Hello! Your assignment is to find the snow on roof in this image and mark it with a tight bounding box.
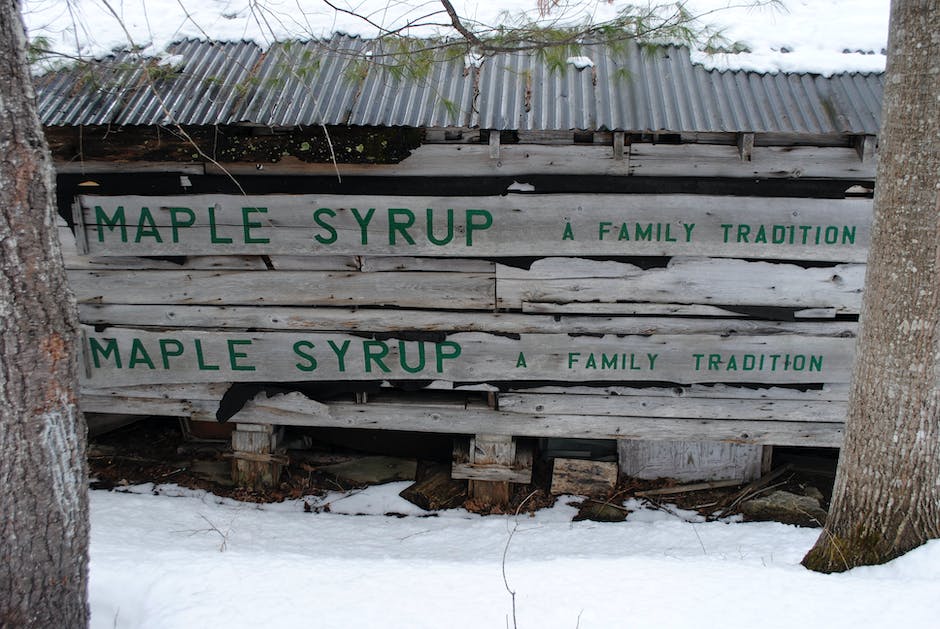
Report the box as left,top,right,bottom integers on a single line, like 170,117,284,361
24,0,889,76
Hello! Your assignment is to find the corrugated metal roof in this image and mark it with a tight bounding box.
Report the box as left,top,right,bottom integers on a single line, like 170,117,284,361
36,36,884,135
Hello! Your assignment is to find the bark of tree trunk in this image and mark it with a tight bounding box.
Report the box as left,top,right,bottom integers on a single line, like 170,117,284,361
803,0,940,573
0,0,89,625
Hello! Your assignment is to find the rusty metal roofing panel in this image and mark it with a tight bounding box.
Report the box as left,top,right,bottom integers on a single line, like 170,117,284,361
475,50,597,131
35,50,143,126
350,45,476,128
113,40,262,126
233,35,368,126
35,37,884,135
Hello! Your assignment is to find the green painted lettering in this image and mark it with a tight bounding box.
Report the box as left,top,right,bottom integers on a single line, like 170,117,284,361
168,207,195,243
515,352,527,368
427,208,455,246
128,338,156,369
435,341,461,372
842,226,856,245
313,208,338,244
209,206,233,244
327,339,351,372
95,205,127,243
465,209,493,246
562,221,575,240
159,339,184,369
598,222,613,240
351,208,376,245
568,352,580,368
89,337,121,368
399,340,426,373
388,208,416,245
194,339,220,371
635,223,653,241
135,207,163,243
293,341,318,372
228,339,256,371
363,340,391,373
242,208,269,244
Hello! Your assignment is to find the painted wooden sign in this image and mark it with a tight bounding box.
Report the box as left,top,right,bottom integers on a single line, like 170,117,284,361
81,326,856,387
75,194,872,262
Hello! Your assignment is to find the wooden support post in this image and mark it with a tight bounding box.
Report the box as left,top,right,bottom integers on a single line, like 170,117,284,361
612,131,625,161
452,434,534,509
761,445,775,475
468,434,512,507
737,132,755,162
488,130,500,161
230,423,285,489
855,134,876,162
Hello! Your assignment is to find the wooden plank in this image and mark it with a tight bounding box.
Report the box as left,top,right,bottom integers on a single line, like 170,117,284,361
618,439,762,482
267,255,359,271
511,383,851,401
229,395,847,447
78,192,873,262
79,326,856,387
55,160,205,174
200,143,875,180
65,255,269,271
522,302,744,316
360,256,495,273
550,458,618,496
629,144,877,179
498,393,847,422
77,304,857,336
75,390,845,447
70,270,495,310
497,257,865,312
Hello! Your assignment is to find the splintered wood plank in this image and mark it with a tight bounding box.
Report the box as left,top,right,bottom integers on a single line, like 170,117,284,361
75,390,845,447
629,144,876,179
227,396,847,447
79,325,856,387
508,383,851,401
498,393,847,422
78,192,871,262
69,269,495,310
77,304,858,337
496,257,865,312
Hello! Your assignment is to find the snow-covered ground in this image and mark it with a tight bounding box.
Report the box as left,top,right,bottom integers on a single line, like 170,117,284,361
24,0,889,74
91,482,940,629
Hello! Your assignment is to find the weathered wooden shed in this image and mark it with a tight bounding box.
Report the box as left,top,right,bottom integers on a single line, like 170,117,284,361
36,37,883,492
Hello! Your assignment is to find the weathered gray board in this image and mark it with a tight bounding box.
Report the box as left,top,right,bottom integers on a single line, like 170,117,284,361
193,144,876,180
77,194,872,261
81,326,855,387
77,305,857,336
67,260,864,312
78,389,845,447
496,258,865,312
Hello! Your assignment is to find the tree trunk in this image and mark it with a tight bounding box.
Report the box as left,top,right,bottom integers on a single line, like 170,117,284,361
803,0,940,573
0,0,89,625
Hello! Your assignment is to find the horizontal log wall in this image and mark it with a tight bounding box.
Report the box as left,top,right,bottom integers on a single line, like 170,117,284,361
60,150,871,447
